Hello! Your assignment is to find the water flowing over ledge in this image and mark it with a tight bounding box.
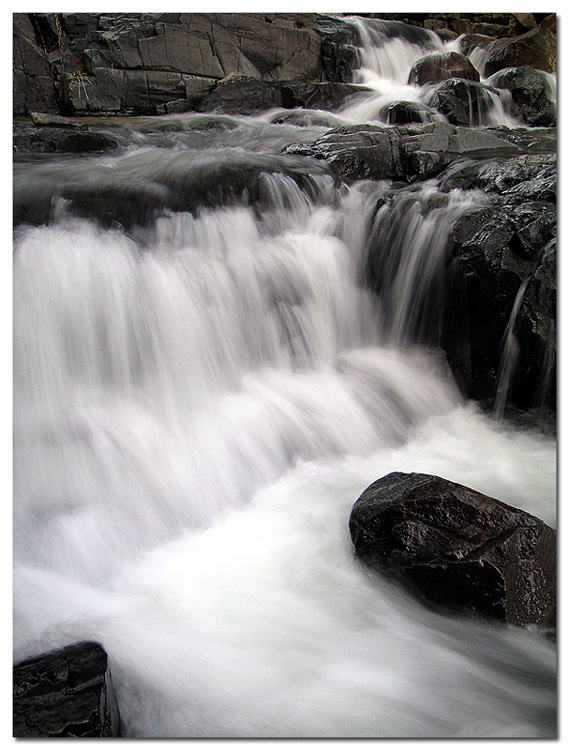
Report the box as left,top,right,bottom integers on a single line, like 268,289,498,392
13,12,556,739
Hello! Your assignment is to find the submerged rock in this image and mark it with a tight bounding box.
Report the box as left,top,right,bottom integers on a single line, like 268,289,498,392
13,641,121,737
349,472,556,629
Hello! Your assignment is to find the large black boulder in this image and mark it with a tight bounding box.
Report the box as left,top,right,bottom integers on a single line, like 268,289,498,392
13,641,121,737
349,472,556,629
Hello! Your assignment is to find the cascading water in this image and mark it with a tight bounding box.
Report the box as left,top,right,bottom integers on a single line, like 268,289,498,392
13,16,556,739
340,16,531,127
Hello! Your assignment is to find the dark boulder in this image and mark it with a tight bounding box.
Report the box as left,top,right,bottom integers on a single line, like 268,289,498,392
408,51,480,86
349,472,556,629
197,75,282,115
378,100,437,125
459,33,494,56
487,67,556,127
281,81,370,112
13,120,125,154
427,79,502,126
483,17,556,77
13,641,121,737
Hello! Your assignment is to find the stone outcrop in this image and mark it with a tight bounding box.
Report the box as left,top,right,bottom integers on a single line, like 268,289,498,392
13,641,121,737
349,472,556,629
284,121,556,184
441,153,556,412
13,12,356,117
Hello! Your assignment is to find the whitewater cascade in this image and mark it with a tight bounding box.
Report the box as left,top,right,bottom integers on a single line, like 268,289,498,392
13,17,556,738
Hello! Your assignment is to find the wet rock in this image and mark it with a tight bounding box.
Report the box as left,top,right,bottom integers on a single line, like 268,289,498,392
427,79,502,126
487,67,556,126
197,75,282,115
442,165,556,412
349,472,556,629
269,110,342,128
483,18,557,76
378,100,437,125
13,641,121,737
316,15,361,83
459,34,494,56
284,124,401,182
285,122,556,184
281,81,370,113
13,148,333,229
13,121,125,154
408,51,480,86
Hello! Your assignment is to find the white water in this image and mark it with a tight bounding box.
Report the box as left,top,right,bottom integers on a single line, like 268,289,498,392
340,16,526,127
13,17,556,740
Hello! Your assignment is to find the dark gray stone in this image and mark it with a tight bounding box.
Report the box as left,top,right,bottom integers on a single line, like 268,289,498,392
197,75,282,115
427,79,502,126
13,641,121,737
349,472,556,628
487,66,556,126
483,18,557,76
280,81,370,112
408,51,480,86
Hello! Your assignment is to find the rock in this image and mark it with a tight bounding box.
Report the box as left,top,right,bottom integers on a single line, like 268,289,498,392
285,122,556,184
13,121,125,154
378,100,437,125
349,472,556,629
483,20,556,76
459,34,494,56
13,641,121,737
284,124,401,182
408,51,480,86
316,14,361,83
269,110,342,128
441,157,556,412
197,75,282,115
487,67,556,127
427,79,502,126
13,148,333,228
281,81,371,112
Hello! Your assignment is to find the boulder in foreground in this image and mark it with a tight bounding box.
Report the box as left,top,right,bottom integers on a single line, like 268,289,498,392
349,472,556,629
13,641,121,737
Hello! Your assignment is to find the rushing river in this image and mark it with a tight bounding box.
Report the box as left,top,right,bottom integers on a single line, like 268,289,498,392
13,16,556,738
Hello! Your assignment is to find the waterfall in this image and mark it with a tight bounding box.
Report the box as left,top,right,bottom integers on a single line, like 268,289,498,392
13,16,556,740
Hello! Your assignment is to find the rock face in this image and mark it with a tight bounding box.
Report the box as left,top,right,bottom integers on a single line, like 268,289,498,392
13,641,121,737
483,17,557,76
13,12,357,116
441,153,556,412
349,472,556,629
407,51,480,86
